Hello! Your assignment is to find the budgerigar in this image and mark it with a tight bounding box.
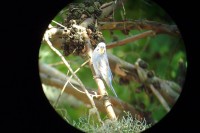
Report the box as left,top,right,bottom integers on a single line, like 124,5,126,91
92,42,118,98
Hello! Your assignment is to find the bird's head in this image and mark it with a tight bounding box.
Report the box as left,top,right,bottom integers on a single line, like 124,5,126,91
97,42,106,55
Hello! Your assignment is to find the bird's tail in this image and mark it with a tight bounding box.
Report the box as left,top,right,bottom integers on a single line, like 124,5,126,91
110,84,118,98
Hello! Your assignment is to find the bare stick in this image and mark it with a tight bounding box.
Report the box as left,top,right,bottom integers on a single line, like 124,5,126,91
99,20,180,36
149,85,170,112
54,59,90,107
100,1,117,19
52,20,67,28
48,61,64,66
106,30,155,49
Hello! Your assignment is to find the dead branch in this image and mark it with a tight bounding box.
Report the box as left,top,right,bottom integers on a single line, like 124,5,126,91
39,62,148,120
43,20,179,55
106,30,155,49
149,85,170,112
54,59,90,107
108,55,181,106
99,20,180,36
99,1,117,19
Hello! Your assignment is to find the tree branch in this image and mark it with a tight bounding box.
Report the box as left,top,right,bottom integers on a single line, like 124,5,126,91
106,30,155,49
99,20,180,36
108,55,181,107
149,85,170,112
39,62,149,121
99,1,117,19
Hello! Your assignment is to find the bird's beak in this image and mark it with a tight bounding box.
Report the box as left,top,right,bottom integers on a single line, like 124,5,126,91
99,47,105,54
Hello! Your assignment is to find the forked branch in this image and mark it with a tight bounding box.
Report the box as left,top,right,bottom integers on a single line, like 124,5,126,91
44,30,103,123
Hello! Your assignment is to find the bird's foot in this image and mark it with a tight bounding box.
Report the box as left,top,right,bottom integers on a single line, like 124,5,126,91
91,91,103,99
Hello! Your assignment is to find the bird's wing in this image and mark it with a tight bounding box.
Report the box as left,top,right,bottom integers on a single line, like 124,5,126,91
98,57,107,80
97,53,112,86
92,50,101,77
104,53,113,80
102,54,118,97
110,84,118,98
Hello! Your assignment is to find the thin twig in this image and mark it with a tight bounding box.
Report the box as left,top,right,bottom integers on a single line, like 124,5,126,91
52,20,67,28
54,59,90,107
100,1,117,19
120,0,126,17
149,85,170,112
106,30,155,49
48,61,64,66
68,82,102,99
66,70,70,76
68,82,85,94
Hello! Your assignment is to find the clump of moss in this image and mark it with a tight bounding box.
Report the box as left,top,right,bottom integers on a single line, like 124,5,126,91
73,111,151,133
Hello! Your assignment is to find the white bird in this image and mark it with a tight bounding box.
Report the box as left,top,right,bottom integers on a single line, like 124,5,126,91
92,42,118,98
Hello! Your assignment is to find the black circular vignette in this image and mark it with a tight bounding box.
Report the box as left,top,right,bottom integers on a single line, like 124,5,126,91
1,0,197,132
